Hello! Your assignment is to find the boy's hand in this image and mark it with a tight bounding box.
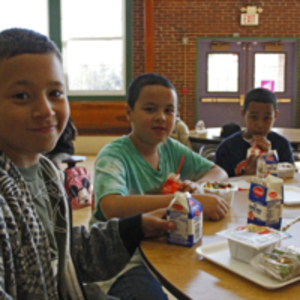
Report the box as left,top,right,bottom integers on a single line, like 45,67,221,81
141,208,175,238
251,135,271,152
178,180,202,194
193,194,228,221
245,154,259,175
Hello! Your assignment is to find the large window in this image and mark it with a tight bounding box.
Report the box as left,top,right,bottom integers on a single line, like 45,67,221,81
0,0,131,99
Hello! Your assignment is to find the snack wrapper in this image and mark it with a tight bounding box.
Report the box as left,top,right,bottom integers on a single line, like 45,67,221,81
217,224,291,263
247,145,263,158
167,192,203,247
248,175,283,230
250,246,300,281
161,173,182,194
256,150,279,178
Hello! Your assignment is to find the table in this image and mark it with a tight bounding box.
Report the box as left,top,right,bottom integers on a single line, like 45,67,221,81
139,175,300,300
189,127,300,150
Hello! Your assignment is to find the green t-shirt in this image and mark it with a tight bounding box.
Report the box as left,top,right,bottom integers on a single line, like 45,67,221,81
93,136,214,221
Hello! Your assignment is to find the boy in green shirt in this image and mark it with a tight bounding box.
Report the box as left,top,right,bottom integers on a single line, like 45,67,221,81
93,73,229,299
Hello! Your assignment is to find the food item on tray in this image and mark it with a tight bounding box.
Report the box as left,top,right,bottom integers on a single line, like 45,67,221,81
251,246,300,281
277,163,295,178
203,181,234,189
217,224,291,263
201,181,237,207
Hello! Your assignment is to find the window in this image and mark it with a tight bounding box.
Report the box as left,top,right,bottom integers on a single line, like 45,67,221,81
207,53,239,92
0,0,48,34
61,0,126,96
0,0,131,99
254,53,286,92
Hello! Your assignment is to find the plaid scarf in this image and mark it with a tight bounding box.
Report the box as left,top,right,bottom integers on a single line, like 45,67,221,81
0,152,58,299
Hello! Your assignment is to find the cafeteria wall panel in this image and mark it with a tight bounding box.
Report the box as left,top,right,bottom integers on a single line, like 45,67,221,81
70,101,131,135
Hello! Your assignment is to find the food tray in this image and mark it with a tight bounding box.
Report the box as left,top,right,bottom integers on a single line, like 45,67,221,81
196,241,300,289
284,186,300,206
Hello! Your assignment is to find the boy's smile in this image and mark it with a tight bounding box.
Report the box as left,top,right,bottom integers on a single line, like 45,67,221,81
241,101,278,139
126,84,177,151
0,53,69,167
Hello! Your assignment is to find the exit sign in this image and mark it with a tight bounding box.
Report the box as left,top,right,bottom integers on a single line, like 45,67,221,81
241,14,259,26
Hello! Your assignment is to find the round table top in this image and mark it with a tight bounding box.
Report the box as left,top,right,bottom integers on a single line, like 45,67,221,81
140,175,300,300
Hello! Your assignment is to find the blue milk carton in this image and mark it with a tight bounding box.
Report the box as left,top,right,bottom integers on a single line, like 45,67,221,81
167,192,203,247
248,175,284,230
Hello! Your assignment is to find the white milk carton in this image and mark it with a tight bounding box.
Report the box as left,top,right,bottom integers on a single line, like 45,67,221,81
167,192,203,247
248,175,283,230
256,150,279,178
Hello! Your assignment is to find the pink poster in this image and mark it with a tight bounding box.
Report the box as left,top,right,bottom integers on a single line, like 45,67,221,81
261,80,275,92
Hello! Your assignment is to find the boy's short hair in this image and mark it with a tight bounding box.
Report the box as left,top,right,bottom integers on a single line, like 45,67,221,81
0,28,61,62
127,73,177,109
244,88,277,111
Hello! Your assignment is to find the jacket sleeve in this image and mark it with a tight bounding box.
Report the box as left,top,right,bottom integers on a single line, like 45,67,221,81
71,214,144,283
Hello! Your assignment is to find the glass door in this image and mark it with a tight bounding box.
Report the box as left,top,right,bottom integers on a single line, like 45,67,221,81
196,38,297,127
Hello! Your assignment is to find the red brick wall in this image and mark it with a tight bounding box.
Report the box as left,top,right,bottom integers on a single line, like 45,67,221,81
132,0,300,129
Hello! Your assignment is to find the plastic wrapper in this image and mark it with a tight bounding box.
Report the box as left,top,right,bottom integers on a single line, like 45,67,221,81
250,246,300,281
247,145,263,158
161,173,182,195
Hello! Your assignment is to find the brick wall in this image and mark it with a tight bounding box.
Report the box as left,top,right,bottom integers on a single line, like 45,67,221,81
132,0,300,129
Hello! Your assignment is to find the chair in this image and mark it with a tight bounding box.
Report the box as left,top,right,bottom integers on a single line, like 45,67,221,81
199,144,218,161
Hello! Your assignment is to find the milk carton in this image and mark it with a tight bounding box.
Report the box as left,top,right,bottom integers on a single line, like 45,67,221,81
256,150,279,178
248,175,283,230
167,192,203,247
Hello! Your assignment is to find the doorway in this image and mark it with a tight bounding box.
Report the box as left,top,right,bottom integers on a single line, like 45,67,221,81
196,38,297,127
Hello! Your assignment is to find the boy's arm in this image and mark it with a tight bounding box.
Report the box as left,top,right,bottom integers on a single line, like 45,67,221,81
195,165,228,183
100,194,174,220
72,209,174,283
100,192,228,221
179,165,228,194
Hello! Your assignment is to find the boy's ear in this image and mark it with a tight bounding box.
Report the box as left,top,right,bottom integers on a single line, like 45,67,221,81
241,108,246,118
125,103,132,122
274,109,279,121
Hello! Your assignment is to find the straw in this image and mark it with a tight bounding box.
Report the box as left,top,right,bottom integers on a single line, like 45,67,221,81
176,155,185,176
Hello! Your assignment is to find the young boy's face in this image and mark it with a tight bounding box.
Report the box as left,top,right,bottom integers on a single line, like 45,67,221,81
126,84,177,147
241,101,278,139
0,53,69,167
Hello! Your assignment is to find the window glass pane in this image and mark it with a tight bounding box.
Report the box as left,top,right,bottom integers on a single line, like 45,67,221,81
207,53,239,92
0,0,48,35
61,0,125,95
254,53,285,92
62,0,122,39
66,40,123,91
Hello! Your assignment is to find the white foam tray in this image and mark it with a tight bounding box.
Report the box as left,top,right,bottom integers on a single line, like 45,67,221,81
284,185,300,206
196,241,300,289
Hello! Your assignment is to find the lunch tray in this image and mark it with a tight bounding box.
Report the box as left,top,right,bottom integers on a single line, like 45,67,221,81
196,241,300,289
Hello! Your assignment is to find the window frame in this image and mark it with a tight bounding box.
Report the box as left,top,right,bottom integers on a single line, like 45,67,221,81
49,0,132,101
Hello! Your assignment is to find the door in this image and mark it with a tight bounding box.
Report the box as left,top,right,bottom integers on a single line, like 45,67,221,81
196,38,297,127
